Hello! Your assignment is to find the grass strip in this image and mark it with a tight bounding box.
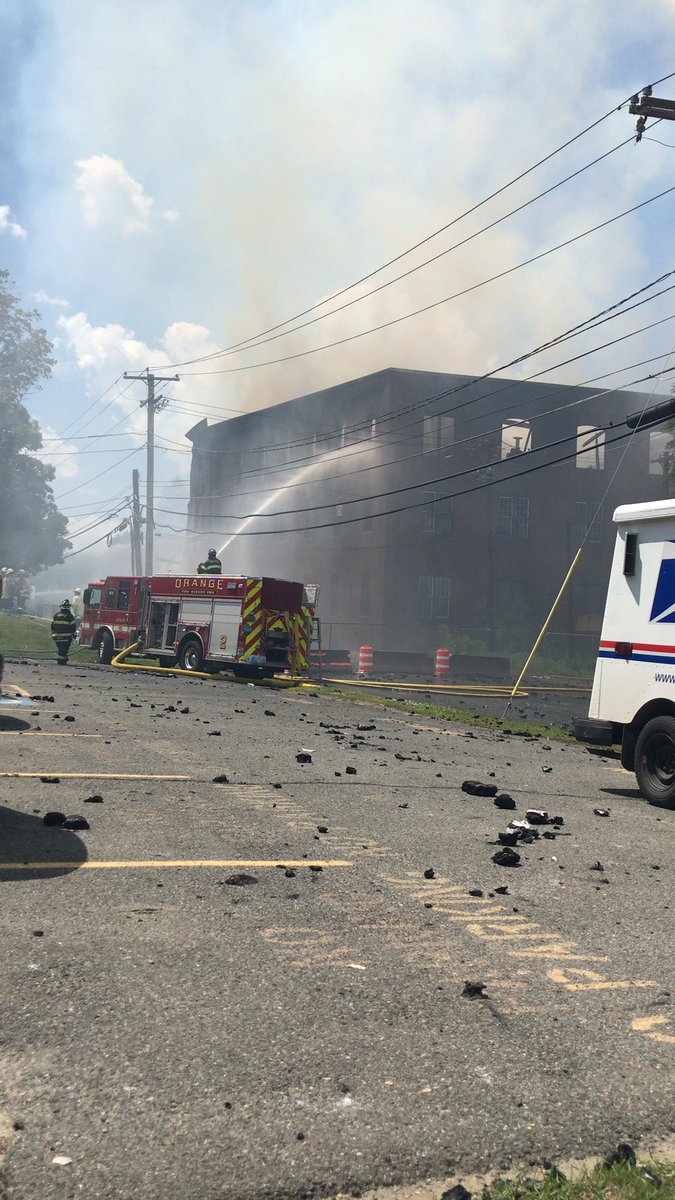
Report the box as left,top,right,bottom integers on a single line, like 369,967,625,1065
309,685,575,742
481,1159,674,1200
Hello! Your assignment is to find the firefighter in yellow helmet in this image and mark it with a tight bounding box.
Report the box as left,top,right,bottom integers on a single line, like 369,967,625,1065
197,549,222,575
51,599,77,665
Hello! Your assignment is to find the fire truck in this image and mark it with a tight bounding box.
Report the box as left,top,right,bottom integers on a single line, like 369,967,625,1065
79,573,318,678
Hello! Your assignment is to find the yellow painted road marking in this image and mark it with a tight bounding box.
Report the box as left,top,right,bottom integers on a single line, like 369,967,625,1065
632,1015,675,1044
548,967,657,991
0,858,354,871
0,772,192,780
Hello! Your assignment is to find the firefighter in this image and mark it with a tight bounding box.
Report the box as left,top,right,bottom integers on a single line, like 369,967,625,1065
16,571,31,613
71,586,84,627
51,599,77,665
197,549,222,575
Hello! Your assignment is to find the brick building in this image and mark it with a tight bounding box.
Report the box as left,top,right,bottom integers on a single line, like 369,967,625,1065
186,368,671,666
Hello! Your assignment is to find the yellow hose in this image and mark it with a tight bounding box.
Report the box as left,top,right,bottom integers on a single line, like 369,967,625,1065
315,677,528,698
111,642,301,687
112,642,219,678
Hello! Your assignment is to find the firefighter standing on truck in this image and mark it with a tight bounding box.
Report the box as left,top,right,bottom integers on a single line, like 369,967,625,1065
197,549,222,575
51,599,77,665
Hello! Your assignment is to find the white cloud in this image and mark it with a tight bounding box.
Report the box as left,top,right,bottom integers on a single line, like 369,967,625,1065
0,204,27,238
32,288,70,308
161,208,181,222
74,154,155,233
56,310,228,449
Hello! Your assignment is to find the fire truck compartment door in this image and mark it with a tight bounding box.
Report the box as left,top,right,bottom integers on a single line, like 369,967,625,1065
147,601,180,650
209,599,242,659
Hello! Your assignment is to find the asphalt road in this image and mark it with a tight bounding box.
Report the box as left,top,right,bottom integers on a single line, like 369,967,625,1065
0,660,673,1200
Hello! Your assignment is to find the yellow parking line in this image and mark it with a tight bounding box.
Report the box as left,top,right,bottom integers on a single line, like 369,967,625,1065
0,772,192,780
0,859,354,871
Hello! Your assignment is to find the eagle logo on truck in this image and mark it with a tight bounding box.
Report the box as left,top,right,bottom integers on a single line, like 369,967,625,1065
650,541,675,623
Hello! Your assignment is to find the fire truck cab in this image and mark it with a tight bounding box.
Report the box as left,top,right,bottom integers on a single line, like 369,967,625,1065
80,573,317,678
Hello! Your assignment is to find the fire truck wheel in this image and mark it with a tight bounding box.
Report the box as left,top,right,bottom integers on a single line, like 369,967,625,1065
635,715,675,808
178,637,204,672
97,631,114,665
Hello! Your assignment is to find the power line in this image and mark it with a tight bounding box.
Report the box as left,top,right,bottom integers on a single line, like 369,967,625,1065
179,186,675,377
155,85,658,373
153,424,650,538
168,268,675,472
54,447,144,501
156,388,673,526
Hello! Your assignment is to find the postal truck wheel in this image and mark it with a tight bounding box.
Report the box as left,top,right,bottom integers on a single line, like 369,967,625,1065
635,715,675,808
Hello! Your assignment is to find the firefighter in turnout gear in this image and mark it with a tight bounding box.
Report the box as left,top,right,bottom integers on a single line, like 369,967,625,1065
51,599,77,665
197,549,222,575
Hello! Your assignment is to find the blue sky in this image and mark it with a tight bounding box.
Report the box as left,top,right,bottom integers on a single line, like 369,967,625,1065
2,0,675,577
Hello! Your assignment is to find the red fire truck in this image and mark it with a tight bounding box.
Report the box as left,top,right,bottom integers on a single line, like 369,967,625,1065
80,573,318,678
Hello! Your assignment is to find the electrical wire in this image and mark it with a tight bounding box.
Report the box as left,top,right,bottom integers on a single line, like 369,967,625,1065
169,267,675,467
153,389,672,525
54,447,144,501
144,354,675,506
179,185,675,376
152,423,652,539
62,520,130,559
158,288,675,495
156,77,675,372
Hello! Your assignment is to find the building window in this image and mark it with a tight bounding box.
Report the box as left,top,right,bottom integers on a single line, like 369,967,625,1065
361,572,371,615
419,575,451,619
573,501,603,543
501,418,531,459
649,429,670,476
497,496,530,539
422,413,455,453
576,426,605,469
421,491,453,533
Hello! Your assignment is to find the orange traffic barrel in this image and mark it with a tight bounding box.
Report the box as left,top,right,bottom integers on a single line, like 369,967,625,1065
357,645,374,676
435,647,451,677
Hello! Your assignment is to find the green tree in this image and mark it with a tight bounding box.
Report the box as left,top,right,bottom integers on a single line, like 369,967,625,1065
0,270,70,571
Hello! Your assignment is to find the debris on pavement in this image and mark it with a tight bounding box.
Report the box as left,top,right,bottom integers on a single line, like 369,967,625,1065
462,780,498,796
493,793,516,809
594,807,610,817
84,794,104,803
296,752,312,764
440,1184,472,1200
424,868,435,879
63,815,90,830
604,1142,637,1168
43,812,66,826
492,847,521,867
462,981,488,1000
224,873,258,886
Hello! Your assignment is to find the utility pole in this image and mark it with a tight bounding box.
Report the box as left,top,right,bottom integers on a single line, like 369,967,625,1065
131,468,143,573
629,85,675,140
124,369,179,576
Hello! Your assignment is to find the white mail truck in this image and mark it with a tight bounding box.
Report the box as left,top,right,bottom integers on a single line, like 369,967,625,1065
575,497,675,807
